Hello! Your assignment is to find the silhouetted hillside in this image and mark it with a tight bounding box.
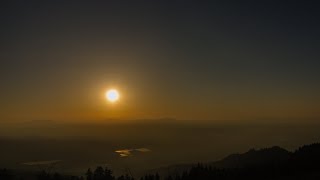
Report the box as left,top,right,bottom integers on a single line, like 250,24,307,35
293,143,320,162
212,146,291,168
161,143,320,180
148,144,317,177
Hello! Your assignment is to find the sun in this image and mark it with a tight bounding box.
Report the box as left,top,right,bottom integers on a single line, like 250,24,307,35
106,89,120,102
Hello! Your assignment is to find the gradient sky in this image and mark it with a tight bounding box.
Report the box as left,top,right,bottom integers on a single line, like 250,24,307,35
1,1,320,121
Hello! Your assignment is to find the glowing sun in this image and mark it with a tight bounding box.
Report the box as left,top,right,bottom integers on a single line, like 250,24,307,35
106,89,120,102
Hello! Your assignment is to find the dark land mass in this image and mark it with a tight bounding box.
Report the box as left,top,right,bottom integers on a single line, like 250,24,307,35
1,142,320,180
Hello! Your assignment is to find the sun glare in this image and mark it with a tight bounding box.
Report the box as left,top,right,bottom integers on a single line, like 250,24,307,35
106,89,120,102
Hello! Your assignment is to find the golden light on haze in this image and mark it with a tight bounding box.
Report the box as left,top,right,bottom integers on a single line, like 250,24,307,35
106,89,120,103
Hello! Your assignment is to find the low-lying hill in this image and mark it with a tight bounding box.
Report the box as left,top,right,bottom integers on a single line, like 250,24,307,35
150,143,320,177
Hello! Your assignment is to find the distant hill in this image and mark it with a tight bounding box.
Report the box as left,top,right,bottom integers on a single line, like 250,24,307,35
212,146,291,168
149,143,320,177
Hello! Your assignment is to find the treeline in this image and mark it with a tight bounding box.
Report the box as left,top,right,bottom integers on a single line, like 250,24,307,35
2,163,320,180
0,169,13,180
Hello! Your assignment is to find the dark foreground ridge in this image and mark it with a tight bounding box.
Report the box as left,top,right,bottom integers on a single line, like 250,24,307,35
1,143,320,180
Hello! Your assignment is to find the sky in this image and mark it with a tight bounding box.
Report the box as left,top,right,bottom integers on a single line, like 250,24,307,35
1,0,320,122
